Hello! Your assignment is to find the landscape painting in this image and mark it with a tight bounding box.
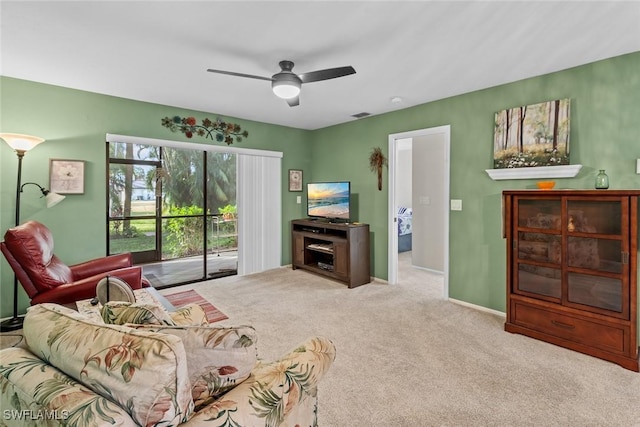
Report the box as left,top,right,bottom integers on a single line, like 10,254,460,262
493,98,570,169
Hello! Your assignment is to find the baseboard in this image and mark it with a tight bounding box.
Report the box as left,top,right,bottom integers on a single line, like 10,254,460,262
411,265,444,275
449,298,506,318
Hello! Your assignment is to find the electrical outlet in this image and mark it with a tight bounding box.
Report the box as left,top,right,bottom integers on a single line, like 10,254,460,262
296,196,301,204
450,199,462,211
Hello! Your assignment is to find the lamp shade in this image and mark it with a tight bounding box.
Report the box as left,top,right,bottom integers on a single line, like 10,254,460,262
0,133,45,152
45,192,65,208
272,74,301,99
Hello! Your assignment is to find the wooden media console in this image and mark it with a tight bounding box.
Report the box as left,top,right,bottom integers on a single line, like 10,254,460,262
291,219,370,288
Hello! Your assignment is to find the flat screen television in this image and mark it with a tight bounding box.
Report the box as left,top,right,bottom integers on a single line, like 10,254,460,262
307,181,350,220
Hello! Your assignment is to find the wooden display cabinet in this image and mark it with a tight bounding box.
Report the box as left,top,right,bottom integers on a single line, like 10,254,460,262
503,190,639,371
291,219,370,288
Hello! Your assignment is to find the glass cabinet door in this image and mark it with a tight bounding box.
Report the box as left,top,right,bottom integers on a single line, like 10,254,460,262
565,199,628,315
513,196,630,317
515,199,562,300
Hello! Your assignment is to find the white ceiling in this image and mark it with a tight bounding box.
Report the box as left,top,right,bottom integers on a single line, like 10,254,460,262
2,1,639,130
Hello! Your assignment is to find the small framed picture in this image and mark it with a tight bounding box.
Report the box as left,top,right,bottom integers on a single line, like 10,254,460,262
289,169,303,192
50,159,85,194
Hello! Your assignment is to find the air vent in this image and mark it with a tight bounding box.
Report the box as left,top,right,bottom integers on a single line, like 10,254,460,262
351,112,371,119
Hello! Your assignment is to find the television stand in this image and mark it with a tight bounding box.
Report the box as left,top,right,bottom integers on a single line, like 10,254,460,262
328,219,349,224
291,219,370,288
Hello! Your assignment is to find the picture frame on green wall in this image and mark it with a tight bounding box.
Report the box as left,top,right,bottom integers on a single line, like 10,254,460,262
493,98,571,169
289,169,303,192
49,159,85,194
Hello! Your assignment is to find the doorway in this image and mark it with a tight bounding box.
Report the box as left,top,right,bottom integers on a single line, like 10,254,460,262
388,126,450,298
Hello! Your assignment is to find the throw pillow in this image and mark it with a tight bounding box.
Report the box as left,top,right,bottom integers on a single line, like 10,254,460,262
170,303,209,326
101,301,176,326
130,324,257,412
23,303,194,426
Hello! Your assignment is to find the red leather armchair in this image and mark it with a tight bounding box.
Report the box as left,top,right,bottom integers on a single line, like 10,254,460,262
1,220,149,306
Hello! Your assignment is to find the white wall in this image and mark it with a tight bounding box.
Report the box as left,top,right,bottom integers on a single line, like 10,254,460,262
411,133,446,272
397,138,412,208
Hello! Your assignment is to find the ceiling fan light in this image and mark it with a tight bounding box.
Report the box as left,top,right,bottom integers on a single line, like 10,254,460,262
272,74,301,99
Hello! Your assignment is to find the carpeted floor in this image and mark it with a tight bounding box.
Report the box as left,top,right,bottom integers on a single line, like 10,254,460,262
162,253,640,427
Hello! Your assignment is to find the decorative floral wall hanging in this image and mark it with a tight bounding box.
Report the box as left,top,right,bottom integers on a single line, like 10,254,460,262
161,115,248,145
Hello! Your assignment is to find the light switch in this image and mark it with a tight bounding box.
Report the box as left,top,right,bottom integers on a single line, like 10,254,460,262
296,196,302,204
450,199,462,211
636,159,640,174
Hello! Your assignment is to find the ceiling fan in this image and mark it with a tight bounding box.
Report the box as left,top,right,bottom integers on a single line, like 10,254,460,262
207,60,356,107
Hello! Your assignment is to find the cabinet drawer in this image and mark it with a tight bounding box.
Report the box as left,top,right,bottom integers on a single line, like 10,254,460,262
511,301,628,354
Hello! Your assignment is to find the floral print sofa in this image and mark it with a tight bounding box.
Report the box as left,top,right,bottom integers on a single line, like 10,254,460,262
0,303,336,426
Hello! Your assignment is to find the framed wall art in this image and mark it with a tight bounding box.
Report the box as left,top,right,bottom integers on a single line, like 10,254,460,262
289,169,303,192
49,159,85,194
493,98,571,169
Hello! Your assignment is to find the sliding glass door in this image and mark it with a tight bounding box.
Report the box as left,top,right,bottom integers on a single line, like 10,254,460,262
107,143,161,264
107,142,237,288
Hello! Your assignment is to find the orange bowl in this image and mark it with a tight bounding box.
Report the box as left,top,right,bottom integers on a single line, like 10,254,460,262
536,181,556,190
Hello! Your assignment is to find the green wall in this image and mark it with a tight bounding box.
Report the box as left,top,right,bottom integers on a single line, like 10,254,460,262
311,51,640,312
1,51,639,317
0,77,311,317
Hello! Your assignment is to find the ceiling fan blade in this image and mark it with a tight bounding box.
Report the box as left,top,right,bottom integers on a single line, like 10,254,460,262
207,68,272,82
299,66,356,83
286,96,300,107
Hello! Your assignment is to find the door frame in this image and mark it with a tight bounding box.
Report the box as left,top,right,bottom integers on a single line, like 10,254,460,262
106,155,163,264
387,125,450,299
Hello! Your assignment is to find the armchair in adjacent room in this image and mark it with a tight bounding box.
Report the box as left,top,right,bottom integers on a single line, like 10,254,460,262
1,220,149,306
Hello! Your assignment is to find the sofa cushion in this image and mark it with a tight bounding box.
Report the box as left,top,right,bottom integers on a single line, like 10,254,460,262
101,301,209,327
0,347,138,425
170,303,209,326
131,324,257,411
101,301,176,325
23,303,194,426
187,336,336,426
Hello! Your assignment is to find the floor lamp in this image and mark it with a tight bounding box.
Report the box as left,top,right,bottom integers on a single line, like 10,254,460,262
0,133,65,332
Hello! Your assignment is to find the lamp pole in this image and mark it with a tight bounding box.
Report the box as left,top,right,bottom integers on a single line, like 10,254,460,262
15,150,25,227
1,149,26,332
0,134,45,332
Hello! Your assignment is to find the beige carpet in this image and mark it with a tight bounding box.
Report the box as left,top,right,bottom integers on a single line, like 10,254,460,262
162,253,640,427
